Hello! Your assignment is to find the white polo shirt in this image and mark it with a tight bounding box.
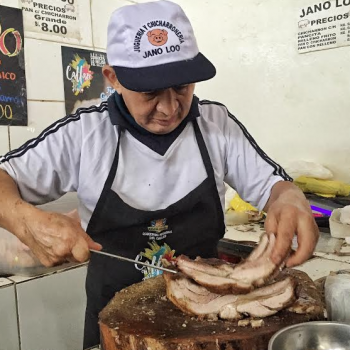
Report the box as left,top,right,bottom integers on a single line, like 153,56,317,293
0,97,291,230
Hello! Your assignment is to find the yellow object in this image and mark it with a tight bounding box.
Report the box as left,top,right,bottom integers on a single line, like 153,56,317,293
294,176,350,197
229,193,257,212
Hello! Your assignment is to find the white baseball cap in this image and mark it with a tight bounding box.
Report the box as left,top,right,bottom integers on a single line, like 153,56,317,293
107,0,216,92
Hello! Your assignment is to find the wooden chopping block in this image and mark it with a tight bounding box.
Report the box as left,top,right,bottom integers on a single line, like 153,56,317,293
99,269,324,350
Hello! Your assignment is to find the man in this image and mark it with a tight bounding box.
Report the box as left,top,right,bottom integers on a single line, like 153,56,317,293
0,0,318,348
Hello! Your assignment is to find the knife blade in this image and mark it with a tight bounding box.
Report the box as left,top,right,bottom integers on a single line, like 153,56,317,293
90,249,177,274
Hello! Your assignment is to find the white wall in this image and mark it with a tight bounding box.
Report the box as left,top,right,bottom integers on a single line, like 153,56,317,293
1,0,349,182
176,0,350,182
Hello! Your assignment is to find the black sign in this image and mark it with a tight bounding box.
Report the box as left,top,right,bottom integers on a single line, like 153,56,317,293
0,6,27,126
61,46,115,115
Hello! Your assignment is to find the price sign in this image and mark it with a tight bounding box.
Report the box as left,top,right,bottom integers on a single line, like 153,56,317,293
20,0,80,41
297,0,350,53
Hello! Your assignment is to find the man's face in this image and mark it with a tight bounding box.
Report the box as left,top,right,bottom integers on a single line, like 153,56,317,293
119,84,195,134
103,65,195,134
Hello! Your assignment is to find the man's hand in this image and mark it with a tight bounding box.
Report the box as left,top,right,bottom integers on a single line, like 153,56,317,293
0,169,101,267
16,204,102,267
264,181,319,267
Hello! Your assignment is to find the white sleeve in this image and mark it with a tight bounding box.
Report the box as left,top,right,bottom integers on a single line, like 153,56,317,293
0,115,82,205
223,110,292,211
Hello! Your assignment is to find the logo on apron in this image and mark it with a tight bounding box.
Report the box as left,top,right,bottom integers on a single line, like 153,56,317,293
142,218,173,241
135,241,176,280
148,218,168,233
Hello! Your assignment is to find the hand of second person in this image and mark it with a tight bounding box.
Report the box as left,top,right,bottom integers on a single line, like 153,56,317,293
18,208,102,267
264,182,319,268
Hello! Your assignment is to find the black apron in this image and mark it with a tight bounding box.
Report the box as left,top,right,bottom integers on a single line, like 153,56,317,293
83,119,225,349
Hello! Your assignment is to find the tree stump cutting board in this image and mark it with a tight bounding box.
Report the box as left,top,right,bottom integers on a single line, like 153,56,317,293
99,269,324,350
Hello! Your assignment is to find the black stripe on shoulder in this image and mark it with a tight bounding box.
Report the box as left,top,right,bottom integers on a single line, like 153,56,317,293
199,99,293,181
4,102,109,158
1,103,108,164
4,103,108,159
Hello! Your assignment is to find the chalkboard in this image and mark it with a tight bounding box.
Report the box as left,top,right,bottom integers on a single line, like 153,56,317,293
61,46,115,115
0,6,27,126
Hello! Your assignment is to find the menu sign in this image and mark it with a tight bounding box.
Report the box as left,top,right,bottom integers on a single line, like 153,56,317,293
298,0,350,53
61,46,115,115
0,6,27,126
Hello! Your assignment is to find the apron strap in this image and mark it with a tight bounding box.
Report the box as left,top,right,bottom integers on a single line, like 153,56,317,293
193,119,216,180
103,126,123,189
86,126,123,234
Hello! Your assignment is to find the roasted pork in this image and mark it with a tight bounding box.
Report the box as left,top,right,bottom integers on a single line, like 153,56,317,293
176,234,278,294
164,271,296,320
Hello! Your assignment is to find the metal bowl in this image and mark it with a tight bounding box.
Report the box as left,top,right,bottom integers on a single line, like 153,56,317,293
268,321,350,350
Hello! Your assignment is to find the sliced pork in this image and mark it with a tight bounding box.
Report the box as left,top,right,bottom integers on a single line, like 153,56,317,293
220,277,296,319
163,272,238,319
176,234,278,294
245,234,269,262
164,271,296,320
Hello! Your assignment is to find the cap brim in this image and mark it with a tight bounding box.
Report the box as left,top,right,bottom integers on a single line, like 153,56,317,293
113,53,216,92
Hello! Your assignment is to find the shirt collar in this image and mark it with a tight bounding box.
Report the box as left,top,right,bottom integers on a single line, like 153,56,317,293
107,92,200,133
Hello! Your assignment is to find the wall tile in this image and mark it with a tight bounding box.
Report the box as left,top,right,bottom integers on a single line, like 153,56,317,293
0,126,9,156
0,284,20,350
16,266,87,350
0,277,13,287
10,101,65,150
21,0,93,47
24,38,65,101
91,0,133,50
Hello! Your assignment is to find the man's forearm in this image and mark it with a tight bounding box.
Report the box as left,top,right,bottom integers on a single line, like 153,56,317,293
263,181,307,213
0,169,101,266
0,169,36,238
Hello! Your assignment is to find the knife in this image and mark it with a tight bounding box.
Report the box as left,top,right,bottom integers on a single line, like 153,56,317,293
90,249,177,274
